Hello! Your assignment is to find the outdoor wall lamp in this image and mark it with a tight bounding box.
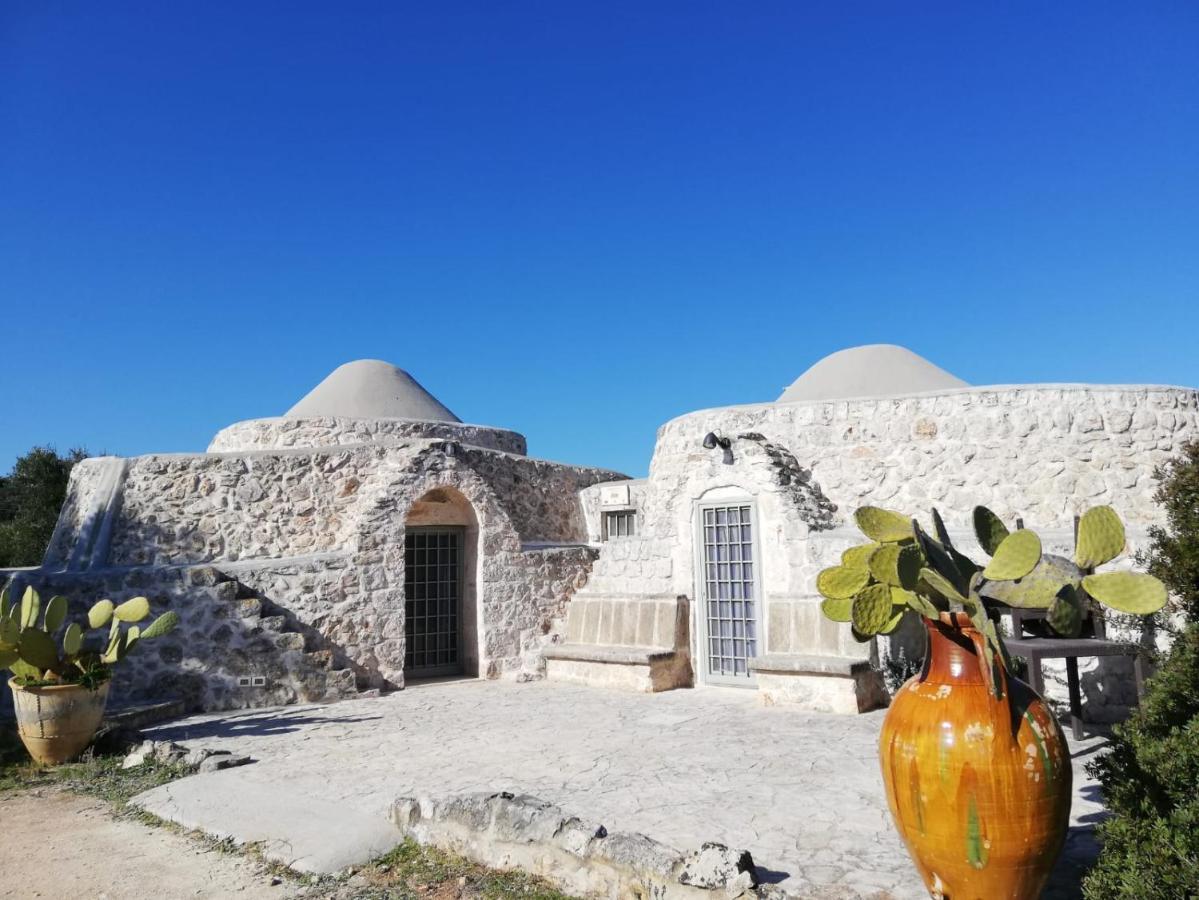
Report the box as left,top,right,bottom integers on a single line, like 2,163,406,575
701,431,735,465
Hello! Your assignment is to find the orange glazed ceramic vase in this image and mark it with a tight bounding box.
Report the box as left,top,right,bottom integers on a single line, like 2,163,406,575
879,612,1072,900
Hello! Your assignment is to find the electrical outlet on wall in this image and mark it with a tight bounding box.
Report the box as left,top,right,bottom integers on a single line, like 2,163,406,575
251,676,267,687
237,676,252,687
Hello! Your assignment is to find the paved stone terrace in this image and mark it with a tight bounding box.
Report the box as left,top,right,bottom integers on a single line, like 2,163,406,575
137,680,1105,899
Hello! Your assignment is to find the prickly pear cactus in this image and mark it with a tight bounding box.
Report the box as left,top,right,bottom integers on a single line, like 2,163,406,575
816,503,1168,693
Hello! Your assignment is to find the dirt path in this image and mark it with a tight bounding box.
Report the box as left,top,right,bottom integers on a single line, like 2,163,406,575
0,789,303,900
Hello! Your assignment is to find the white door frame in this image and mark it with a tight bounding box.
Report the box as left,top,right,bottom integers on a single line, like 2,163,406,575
692,498,763,688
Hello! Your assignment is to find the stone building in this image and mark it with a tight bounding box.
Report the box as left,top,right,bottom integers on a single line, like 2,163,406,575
11,360,624,710
547,345,1199,716
10,346,1198,718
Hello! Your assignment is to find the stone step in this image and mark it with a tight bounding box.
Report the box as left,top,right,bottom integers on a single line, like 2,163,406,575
213,581,239,603
305,649,334,671
235,598,262,618
187,566,226,587
324,668,358,698
259,615,287,633
103,698,187,729
272,631,306,651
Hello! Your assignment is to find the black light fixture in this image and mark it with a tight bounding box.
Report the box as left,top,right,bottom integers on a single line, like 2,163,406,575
701,431,734,464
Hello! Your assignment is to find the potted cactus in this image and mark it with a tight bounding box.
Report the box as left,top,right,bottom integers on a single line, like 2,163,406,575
816,505,1166,900
0,582,179,765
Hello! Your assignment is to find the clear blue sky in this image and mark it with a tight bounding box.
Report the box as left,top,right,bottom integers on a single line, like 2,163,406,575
2,3,1197,477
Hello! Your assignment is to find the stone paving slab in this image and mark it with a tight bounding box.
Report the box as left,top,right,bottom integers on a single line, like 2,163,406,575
132,680,1105,898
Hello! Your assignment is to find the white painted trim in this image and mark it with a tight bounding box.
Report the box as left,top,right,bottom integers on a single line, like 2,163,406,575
692,495,764,689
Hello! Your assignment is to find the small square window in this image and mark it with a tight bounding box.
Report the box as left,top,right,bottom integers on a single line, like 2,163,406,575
603,510,637,541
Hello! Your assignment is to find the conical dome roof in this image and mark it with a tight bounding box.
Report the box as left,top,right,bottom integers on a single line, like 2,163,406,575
778,345,968,403
286,360,461,422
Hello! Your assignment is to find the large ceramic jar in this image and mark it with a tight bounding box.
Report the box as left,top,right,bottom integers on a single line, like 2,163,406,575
9,678,110,765
879,612,1072,900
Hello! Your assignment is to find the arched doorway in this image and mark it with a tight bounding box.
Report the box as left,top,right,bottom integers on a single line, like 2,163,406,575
403,487,480,679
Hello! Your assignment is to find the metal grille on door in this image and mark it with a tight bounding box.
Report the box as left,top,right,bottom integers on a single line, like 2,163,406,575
404,528,462,677
701,505,757,681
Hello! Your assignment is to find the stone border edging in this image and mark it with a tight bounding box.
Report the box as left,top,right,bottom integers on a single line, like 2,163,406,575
390,791,776,900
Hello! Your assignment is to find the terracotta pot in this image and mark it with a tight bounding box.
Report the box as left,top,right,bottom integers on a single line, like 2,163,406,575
8,677,110,765
879,613,1071,900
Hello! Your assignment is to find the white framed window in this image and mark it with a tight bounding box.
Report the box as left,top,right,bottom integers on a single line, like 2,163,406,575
603,509,637,541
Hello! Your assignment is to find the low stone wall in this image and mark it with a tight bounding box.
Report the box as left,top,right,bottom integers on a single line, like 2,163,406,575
656,384,1198,528
483,544,600,680
75,441,623,571
209,416,528,455
391,792,763,900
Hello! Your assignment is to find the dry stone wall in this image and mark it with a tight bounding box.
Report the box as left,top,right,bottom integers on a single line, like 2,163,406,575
574,384,1197,699
655,384,1198,528
107,445,406,566
0,560,363,712
209,416,527,455
32,434,622,707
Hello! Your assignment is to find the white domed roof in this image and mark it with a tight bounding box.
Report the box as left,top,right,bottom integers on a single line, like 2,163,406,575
778,345,968,403
286,360,461,422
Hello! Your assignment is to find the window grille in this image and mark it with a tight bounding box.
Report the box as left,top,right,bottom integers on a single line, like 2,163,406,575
700,504,757,682
404,528,463,676
603,510,637,540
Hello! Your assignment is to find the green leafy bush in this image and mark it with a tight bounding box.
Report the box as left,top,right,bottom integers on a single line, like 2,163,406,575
1140,440,1199,632
1083,625,1199,898
1084,439,1199,898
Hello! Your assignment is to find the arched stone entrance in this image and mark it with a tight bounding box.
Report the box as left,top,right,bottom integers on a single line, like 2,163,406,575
403,487,481,678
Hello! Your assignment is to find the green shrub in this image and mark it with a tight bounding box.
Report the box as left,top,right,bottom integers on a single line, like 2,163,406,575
1084,440,1199,898
1140,440,1199,632
1082,625,1199,898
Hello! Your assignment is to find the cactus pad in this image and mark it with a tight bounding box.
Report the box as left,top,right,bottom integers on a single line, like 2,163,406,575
868,544,923,589
854,507,913,543
1082,571,1167,615
982,529,1042,581
19,586,40,630
1047,585,1084,638
919,567,966,604
114,596,150,623
42,595,68,634
17,628,58,672
1075,505,1126,569
817,565,870,600
895,586,940,619
141,611,179,640
841,543,879,571
879,607,905,635
0,616,19,648
972,506,1010,556
821,596,854,622
980,553,1081,609
88,599,114,629
62,622,84,656
851,583,895,634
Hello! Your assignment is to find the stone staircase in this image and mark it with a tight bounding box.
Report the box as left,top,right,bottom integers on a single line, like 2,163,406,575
173,566,365,710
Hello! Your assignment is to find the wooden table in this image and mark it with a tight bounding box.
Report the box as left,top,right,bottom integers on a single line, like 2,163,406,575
1001,634,1147,739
